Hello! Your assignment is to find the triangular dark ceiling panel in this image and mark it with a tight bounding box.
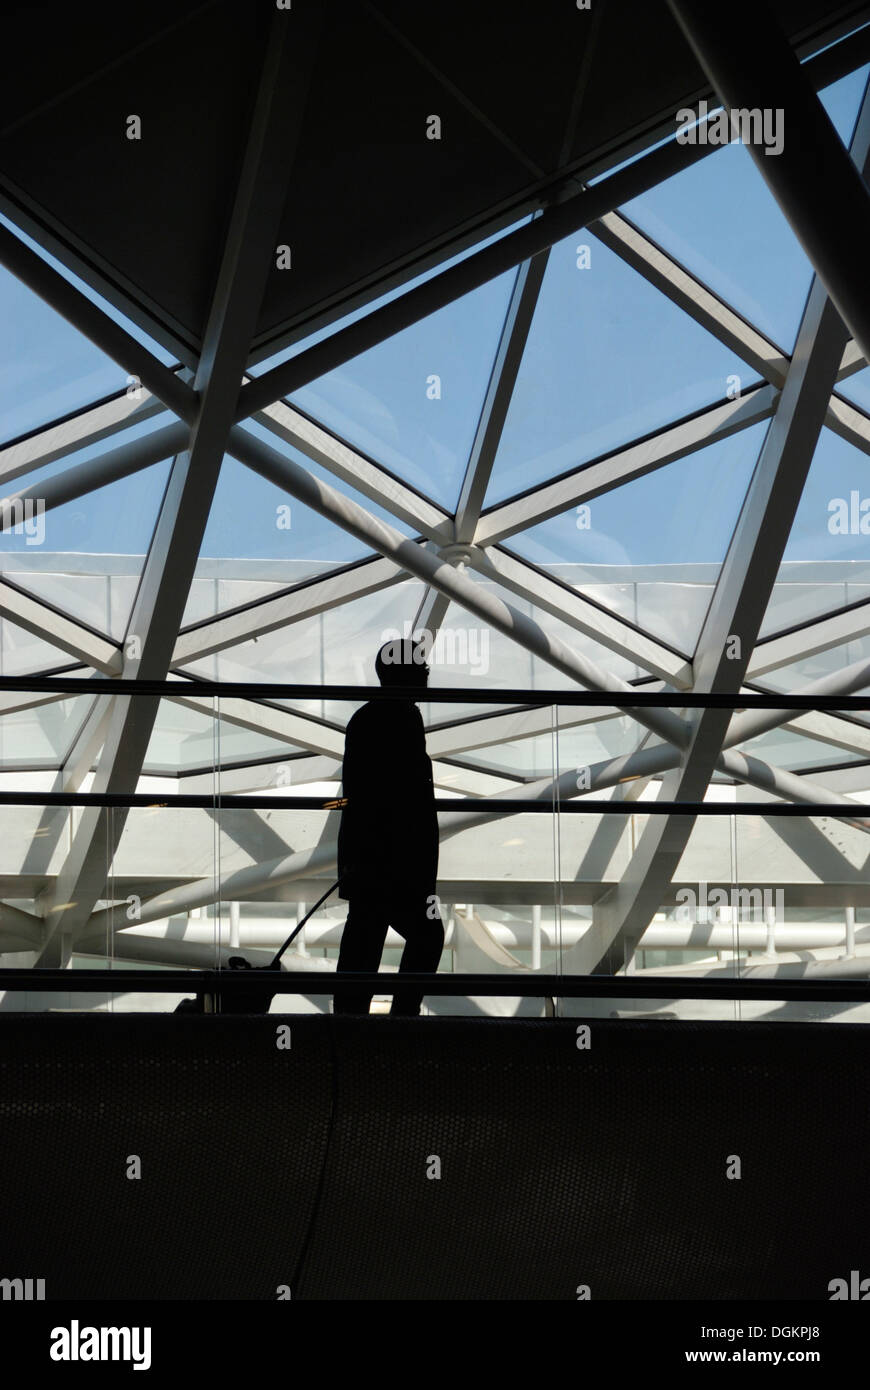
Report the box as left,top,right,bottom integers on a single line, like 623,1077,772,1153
0,0,269,359
0,0,866,369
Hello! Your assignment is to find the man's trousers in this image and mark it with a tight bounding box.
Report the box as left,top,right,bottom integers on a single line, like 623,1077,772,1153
334,891,445,1016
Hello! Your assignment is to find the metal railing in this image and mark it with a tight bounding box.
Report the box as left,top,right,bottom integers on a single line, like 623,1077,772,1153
1,968,870,1002
0,678,868,1007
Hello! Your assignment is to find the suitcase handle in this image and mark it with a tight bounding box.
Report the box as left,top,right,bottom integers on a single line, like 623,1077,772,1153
226,879,340,973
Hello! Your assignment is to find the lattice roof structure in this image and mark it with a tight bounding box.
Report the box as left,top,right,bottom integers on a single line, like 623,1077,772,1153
2,1,870,1000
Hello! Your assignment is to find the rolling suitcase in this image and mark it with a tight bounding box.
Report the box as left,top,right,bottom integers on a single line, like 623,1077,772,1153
175,880,339,1014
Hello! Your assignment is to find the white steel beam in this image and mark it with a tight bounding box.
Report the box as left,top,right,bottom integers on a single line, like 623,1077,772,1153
170,694,345,759
0,580,121,674
469,544,693,684
823,390,870,455
410,576,452,648
2,421,188,521
0,388,168,486
837,339,865,380
586,267,857,973
455,252,549,541
172,555,405,667
474,385,777,547
748,602,870,678
668,0,870,369
592,211,790,382
0,222,197,423
254,399,451,541
227,421,693,751
39,9,325,962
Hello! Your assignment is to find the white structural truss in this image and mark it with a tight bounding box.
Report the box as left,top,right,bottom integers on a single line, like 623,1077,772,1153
1,15,870,1012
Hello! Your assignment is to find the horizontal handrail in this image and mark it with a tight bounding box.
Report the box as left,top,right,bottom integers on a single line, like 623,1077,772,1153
1,969,869,1001
0,793,865,813
0,677,869,709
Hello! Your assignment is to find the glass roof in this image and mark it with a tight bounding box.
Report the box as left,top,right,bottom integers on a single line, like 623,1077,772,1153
760,635,870,692
0,694,93,768
183,579,429,727
143,700,308,774
0,213,179,448
484,228,760,507
452,711,643,780
288,263,520,511
434,592,645,688
0,619,87,676
837,365,870,414
757,428,870,641
0,53,868,851
620,66,870,353
0,261,129,446
0,453,171,639
507,420,767,653
737,724,870,774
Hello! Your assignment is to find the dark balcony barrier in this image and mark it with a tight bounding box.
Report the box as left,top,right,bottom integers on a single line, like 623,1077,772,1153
0,1012,866,1300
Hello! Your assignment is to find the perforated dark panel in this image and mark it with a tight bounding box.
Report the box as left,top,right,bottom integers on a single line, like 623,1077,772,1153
0,1015,865,1300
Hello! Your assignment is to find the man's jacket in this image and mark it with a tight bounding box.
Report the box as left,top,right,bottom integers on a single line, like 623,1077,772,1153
337,699,439,900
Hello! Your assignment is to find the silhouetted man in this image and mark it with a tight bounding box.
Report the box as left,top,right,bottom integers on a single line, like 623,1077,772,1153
335,637,443,1015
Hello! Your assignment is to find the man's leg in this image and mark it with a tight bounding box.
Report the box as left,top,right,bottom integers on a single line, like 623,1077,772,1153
390,896,445,1017
334,893,389,1014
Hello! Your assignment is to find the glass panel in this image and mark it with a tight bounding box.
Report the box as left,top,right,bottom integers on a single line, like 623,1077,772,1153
758,578,867,639
0,694,92,768
553,711,735,1020
729,812,868,1023
0,800,224,1014
758,427,870,640
425,594,644,693
760,634,870,693
182,572,318,630
549,706,869,1021
0,211,179,366
182,575,425,702
181,439,422,628
143,700,309,775
836,366,870,415
101,802,221,1013
439,712,638,780
485,230,758,506
620,66,870,352
0,262,132,445
0,446,172,639
625,140,805,343
284,263,518,511
738,724,870,772
0,210,179,446
0,620,87,675
507,420,766,653
424,704,635,783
